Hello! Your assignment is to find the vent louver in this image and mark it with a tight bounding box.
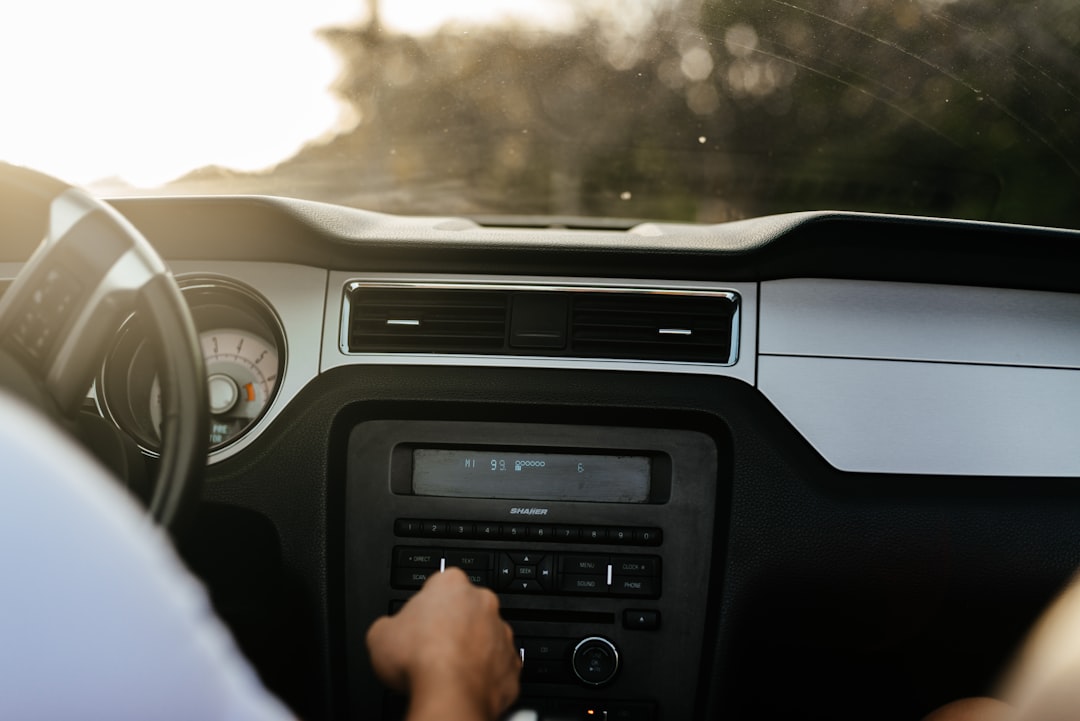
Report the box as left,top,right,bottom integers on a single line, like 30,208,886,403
345,283,739,365
571,293,737,363
348,287,509,353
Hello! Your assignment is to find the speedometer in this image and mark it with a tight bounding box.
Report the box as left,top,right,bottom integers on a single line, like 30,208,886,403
150,328,280,448
98,275,286,458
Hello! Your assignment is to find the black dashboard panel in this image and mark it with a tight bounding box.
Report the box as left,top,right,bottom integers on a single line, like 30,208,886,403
345,420,719,720
34,197,1076,292
185,360,1080,721
6,195,1080,721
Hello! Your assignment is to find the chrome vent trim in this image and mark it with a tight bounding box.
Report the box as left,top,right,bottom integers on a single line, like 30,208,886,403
343,281,740,366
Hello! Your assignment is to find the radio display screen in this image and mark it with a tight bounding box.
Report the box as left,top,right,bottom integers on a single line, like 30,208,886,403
411,449,651,503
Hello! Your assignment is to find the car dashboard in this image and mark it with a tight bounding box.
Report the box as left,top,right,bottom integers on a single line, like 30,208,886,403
4,196,1080,721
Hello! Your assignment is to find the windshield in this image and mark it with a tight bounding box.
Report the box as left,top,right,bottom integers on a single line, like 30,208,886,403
3,0,1078,228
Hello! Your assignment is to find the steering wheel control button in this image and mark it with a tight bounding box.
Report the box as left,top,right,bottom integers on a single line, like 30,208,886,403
571,637,620,686
623,609,661,631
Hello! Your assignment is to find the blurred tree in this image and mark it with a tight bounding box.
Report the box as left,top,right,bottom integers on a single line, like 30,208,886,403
193,0,1080,228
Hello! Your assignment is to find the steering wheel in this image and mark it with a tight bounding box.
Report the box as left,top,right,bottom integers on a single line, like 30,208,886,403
0,163,208,529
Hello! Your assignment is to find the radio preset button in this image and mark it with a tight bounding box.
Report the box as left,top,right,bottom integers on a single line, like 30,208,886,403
582,527,608,543
634,528,663,545
447,521,474,538
395,518,664,547
555,525,580,541
475,522,500,539
527,525,554,540
394,519,423,537
421,521,446,537
503,524,528,540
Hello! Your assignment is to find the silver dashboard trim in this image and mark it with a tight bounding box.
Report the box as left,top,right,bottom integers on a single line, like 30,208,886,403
759,354,1080,477
324,273,757,385
761,278,1080,369
166,261,328,464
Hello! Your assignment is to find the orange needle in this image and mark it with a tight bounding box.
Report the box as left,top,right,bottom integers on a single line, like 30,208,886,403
245,383,255,402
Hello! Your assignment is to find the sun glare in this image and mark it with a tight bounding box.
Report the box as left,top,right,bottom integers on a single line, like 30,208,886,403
0,0,576,190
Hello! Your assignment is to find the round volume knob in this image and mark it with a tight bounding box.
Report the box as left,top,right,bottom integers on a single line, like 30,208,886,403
571,636,619,686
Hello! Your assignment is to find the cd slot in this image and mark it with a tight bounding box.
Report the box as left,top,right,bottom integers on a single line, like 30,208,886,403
500,608,615,625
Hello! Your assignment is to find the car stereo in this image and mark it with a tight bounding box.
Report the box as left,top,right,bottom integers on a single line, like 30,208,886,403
345,420,719,720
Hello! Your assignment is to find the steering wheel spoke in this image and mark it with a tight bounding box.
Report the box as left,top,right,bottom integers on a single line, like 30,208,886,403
0,162,207,529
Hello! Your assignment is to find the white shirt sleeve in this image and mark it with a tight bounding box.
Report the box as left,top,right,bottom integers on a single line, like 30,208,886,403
0,391,297,721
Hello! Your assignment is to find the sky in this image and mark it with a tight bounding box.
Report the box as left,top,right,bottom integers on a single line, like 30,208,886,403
0,0,579,188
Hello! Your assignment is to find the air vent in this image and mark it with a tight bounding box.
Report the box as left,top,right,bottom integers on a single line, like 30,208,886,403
348,286,508,352
345,282,739,365
571,292,737,363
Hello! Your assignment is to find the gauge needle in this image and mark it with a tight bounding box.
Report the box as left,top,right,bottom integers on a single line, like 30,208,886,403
245,383,256,402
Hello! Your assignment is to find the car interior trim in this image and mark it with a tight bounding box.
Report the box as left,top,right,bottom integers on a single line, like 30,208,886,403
761,278,1080,369
758,354,1080,476
323,273,758,385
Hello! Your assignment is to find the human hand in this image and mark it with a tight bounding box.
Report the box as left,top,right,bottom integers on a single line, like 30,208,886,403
366,568,522,721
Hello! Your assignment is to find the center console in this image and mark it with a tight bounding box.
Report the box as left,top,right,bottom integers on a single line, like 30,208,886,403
345,420,719,720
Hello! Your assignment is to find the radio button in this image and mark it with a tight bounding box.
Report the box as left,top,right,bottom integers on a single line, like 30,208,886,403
503,524,528,540
613,556,660,577
394,547,442,568
421,520,447,537
559,554,609,574
610,527,635,544
622,609,661,631
447,521,475,539
537,556,554,589
559,574,607,594
527,525,554,541
516,565,537,579
444,550,493,571
463,570,494,589
394,519,423,537
508,579,544,593
476,522,500,539
496,554,515,589
391,567,436,589
611,575,660,597
634,528,663,546
554,525,580,541
582,526,608,543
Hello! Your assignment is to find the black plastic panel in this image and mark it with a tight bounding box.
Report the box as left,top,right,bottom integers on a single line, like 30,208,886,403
344,421,719,721
192,365,1080,721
